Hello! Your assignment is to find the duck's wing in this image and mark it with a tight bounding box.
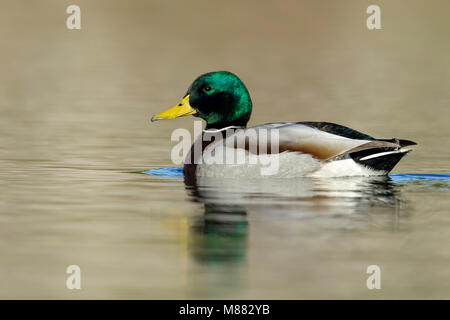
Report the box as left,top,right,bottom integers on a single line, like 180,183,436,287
223,122,416,161
295,122,375,140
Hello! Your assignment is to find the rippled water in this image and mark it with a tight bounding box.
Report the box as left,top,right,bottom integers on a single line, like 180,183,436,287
1,0,449,299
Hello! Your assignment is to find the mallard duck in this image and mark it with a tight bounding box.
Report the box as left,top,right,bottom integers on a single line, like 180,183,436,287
151,71,416,179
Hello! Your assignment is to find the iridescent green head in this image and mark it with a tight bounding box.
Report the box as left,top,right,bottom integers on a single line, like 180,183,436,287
152,71,253,130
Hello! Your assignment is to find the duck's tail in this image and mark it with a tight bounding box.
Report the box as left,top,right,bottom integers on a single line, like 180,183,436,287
348,139,417,173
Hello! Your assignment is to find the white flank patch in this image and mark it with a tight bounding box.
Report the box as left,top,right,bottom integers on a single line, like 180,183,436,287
308,159,383,178
197,153,387,178
197,151,320,178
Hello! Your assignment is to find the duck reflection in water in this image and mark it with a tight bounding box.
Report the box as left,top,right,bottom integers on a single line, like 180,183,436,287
184,174,405,266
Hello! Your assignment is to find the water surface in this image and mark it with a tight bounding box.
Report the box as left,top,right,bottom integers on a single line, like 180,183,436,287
0,0,449,299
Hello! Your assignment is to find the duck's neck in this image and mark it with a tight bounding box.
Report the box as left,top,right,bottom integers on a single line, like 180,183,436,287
205,119,248,131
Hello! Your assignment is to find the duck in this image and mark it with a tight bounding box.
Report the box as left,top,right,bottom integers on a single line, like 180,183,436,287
151,71,416,179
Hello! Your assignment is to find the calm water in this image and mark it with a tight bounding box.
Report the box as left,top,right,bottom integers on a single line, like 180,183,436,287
1,0,449,299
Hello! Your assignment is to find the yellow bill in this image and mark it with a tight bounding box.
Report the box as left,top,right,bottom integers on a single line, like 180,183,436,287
151,95,196,122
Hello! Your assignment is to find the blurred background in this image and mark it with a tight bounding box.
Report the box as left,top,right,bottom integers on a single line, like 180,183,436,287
0,0,449,299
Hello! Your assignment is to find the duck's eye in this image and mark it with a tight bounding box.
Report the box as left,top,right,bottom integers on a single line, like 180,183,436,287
203,86,212,92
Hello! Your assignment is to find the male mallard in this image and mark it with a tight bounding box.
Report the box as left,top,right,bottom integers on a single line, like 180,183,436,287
151,71,416,178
